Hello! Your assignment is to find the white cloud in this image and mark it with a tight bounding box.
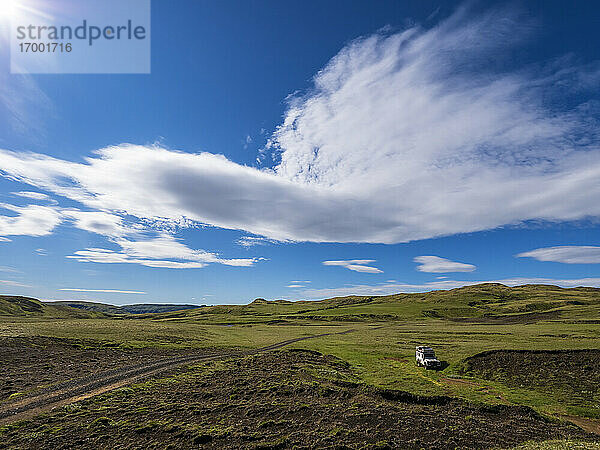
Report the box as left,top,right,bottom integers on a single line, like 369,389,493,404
0,6,599,244
61,211,256,270
287,280,310,288
67,248,208,269
300,277,600,299
0,199,258,270
115,235,255,267
59,288,146,294
12,191,51,201
62,210,135,238
67,234,257,270
414,255,476,273
323,259,383,273
0,146,375,242
517,246,600,264
243,135,253,149
0,203,62,237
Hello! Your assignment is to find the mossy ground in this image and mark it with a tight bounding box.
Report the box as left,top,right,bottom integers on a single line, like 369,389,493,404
0,350,594,449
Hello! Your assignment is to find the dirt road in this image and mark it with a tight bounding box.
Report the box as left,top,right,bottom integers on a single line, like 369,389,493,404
0,330,353,425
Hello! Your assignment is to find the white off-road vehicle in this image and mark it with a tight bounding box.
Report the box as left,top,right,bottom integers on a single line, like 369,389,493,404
415,346,441,369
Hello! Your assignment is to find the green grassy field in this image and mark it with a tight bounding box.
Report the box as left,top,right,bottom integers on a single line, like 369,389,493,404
1,283,599,423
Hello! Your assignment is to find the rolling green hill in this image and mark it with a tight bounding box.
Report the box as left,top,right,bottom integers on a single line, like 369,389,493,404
3,284,599,322
0,296,104,318
154,283,600,324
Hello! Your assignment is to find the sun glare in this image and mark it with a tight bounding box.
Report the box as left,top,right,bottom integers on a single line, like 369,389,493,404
0,0,18,20
0,0,54,30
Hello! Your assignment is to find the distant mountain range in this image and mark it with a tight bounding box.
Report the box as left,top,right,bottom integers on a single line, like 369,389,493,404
48,301,202,315
0,296,202,317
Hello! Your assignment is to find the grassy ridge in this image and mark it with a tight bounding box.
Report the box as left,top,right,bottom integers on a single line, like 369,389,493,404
153,283,600,324
0,296,103,318
0,296,201,317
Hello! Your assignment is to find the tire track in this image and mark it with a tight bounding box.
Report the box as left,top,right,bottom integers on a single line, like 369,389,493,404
0,329,354,425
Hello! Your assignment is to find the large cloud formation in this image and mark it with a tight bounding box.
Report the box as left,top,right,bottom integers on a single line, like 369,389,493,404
1,6,600,247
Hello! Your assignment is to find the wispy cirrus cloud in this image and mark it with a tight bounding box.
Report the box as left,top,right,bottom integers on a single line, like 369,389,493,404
59,288,146,294
322,260,383,273
0,5,599,248
12,191,53,201
287,280,310,288
517,246,600,264
0,279,30,288
414,255,476,273
236,236,282,248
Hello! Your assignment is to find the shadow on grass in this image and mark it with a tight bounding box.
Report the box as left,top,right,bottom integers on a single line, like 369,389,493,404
428,361,449,371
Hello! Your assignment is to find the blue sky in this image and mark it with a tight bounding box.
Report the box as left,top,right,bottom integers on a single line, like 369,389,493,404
1,0,600,305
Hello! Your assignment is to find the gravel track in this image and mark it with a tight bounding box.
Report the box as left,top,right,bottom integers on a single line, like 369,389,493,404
0,330,353,425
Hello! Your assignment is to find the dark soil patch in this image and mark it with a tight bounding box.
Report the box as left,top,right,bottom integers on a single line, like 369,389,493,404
0,349,595,449
450,310,561,324
464,349,600,415
0,336,215,402
295,313,397,322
